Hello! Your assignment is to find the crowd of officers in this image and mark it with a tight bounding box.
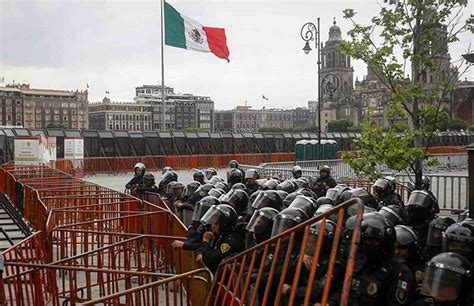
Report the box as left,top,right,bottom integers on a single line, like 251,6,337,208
126,161,473,306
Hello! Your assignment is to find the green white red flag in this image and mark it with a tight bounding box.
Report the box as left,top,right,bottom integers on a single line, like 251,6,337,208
164,2,230,62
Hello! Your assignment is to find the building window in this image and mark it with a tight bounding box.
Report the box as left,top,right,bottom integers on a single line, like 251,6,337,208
63,116,68,121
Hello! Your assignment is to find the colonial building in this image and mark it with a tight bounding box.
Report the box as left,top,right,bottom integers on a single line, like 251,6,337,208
89,85,214,131
0,83,88,129
214,106,310,132
133,85,214,131
88,97,153,131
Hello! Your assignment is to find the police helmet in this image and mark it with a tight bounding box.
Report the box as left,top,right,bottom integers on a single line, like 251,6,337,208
134,162,146,174
346,212,396,260
229,160,239,169
200,204,238,232
244,169,259,181
442,220,474,261
319,165,330,174
208,188,225,199
262,179,279,191
229,169,244,185
421,176,431,190
231,182,246,190
292,165,303,178
143,172,155,182
379,205,408,226
193,170,205,182
205,168,218,180
372,178,390,196
192,196,220,222
183,181,201,197
252,190,283,211
246,207,279,235
220,189,249,214
162,166,173,175
426,217,456,247
214,181,228,192
421,252,471,302
277,180,297,194
288,195,318,219
292,178,309,189
271,207,308,237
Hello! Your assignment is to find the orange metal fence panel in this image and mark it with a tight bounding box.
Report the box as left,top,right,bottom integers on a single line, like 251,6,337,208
206,198,364,306
0,163,211,306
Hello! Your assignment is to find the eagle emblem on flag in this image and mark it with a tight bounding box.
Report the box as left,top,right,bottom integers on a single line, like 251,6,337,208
188,28,204,44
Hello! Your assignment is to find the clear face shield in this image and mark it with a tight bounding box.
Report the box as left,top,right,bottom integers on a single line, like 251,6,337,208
421,264,466,302
246,210,272,234
251,192,272,210
200,205,223,227
193,201,212,222
271,214,300,237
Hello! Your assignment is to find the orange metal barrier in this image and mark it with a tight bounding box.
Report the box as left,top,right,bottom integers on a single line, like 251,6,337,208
79,268,212,306
1,232,52,306
206,198,364,306
0,164,211,306
54,153,295,176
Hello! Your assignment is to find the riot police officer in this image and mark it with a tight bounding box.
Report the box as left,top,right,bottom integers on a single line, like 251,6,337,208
244,169,260,196
228,168,244,187
379,205,408,227
193,170,206,185
175,181,201,225
423,217,455,260
312,165,337,197
419,252,473,305
420,176,440,214
328,212,415,306
133,172,159,194
125,162,146,190
405,190,437,245
220,189,249,219
197,204,245,273
246,207,279,244
292,165,303,179
162,166,173,175
158,171,178,195
171,195,220,252
372,178,403,208
394,225,425,292
251,190,284,211
442,220,474,261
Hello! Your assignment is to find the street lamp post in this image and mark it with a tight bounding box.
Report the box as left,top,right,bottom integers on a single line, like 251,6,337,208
301,19,322,159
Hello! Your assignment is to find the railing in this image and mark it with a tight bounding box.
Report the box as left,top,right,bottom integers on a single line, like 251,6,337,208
54,153,295,176
206,198,364,306
0,163,212,306
78,268,212,306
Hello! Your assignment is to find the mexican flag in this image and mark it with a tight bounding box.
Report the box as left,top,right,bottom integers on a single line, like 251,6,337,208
164,2,230,62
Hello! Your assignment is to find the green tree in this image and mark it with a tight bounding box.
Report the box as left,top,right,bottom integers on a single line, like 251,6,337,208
340,0,473,186
327,120,354,132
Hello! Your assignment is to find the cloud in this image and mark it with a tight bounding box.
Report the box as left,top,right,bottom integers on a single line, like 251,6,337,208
1,0,472,110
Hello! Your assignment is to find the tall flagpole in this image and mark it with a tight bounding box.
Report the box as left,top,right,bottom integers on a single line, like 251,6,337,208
160,0,166,131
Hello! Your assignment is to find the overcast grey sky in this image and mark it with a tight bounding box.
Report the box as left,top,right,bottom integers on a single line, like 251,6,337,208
1,0,472,110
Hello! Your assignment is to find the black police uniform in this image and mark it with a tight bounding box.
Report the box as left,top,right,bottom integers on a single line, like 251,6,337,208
135,184,159,194
182,224,205,251
313,176,337,197
377,192,404,208
329,255,415,306
197,232,244,273
125,175,144,189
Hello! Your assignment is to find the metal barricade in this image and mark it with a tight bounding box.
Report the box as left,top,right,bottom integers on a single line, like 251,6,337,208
206,198,364,306
0,163,212,306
